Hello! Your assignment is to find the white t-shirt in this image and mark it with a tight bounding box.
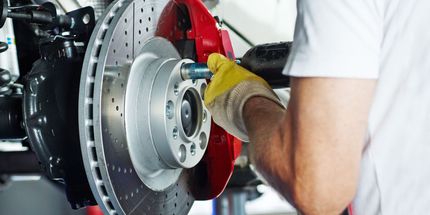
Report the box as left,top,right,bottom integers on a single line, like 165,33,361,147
283,0,430,214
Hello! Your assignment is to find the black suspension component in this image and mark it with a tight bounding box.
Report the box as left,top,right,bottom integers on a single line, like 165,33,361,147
0,68,11,89
0,1,98,208
0,151,41,174
0,94,25,140
0,0,7,52
0,0,97,209
0,67,25,140
0,1,72,29
7,10,53,24
0,0,6,28
23,34,96,209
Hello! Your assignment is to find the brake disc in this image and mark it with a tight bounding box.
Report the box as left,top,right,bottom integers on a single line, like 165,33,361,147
79,0,211,214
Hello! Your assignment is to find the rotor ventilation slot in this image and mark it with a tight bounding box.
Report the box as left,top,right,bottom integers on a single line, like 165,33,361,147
95,46,102,57
87,82,95,98
87,104,94,119
100,183,108,196
100,30,107,40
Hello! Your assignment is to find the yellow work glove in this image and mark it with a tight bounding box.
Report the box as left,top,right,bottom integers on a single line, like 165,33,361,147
204,53,285,142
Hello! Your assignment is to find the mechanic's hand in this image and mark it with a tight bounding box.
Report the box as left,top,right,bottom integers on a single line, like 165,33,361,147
204,53,285,141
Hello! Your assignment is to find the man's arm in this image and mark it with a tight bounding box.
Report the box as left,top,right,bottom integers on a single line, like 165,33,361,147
244,77,376,215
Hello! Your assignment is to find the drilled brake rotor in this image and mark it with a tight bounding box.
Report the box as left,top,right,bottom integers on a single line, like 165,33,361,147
79,0,211,214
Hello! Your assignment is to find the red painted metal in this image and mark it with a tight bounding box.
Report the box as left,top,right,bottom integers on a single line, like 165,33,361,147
348,204,354,215
86,206,103,215
156,0,242,200
156,0,235,62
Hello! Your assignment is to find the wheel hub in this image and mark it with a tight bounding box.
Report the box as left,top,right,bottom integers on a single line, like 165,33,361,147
125,37,210,191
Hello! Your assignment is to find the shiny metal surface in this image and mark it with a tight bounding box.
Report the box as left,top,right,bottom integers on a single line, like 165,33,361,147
79,1,201,214
180,63,214,80
123,39,182,192
125,38,210,191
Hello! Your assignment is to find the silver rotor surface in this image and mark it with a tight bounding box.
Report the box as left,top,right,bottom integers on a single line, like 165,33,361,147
79,1,201,214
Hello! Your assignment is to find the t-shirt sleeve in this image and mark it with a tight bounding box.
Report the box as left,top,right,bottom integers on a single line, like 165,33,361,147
283,0,382,79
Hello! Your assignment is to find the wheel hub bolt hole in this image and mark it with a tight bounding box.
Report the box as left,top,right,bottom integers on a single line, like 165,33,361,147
166,101,174,119
200,84,207,101
203,110,207,123
190,143,196,156
179,144,186,162
174,83,179,96
199,132,207,150
173,127,178,139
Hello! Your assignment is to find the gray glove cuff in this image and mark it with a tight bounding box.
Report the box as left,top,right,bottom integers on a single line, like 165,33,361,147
207,80,285,142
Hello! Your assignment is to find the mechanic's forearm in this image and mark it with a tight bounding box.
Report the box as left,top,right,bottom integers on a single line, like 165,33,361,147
243,79,369,215
243,96,350,215
243,96,295,202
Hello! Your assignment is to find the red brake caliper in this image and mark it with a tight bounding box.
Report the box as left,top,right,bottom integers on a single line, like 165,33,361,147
156,0,242,200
